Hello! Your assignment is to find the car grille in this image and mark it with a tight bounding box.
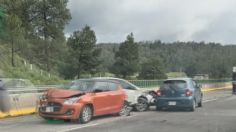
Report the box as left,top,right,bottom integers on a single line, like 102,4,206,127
40,102,62,112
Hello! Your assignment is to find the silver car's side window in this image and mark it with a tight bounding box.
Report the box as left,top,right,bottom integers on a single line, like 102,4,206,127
120,81,136,90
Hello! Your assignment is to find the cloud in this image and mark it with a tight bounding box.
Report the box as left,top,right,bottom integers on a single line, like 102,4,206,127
65,0,236,44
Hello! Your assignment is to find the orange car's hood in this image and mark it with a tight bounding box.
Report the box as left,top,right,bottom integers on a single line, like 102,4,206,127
47,88,84,98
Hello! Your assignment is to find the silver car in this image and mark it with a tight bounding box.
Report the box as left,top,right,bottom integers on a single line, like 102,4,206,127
93,77,155,112
0,78,37,112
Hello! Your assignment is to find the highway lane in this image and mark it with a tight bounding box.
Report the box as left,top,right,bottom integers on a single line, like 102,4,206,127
0,90,233,132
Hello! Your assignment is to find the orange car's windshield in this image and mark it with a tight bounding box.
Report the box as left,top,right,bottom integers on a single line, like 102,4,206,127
65,80,109,92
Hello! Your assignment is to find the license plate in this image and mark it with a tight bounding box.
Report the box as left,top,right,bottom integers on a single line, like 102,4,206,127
46,107,54,112
168,101,176,106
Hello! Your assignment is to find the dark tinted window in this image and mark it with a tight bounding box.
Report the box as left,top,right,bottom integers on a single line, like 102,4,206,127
233,73,236,80
93,81,109,91
161,80,187,90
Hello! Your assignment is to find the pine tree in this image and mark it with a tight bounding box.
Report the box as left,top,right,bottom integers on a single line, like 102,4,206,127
111,33,139,78
66,26,101,79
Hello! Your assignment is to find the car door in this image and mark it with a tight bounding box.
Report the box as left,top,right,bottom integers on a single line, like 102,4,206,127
119,81,137,104
106,82,124,113
92,81,111,116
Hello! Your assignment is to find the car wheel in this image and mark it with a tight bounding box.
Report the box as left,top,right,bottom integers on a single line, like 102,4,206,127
198,99,202,107
190,99,196,112
134,97,149,112
118,101,131,116
79,105,92,124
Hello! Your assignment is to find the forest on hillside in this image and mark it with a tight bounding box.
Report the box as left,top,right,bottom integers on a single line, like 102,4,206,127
98,41,236,79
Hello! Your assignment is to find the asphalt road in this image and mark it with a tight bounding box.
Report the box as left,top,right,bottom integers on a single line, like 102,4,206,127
0,90,235,132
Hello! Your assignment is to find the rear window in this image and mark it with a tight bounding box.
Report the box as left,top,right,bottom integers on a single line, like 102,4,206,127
161,80,187,90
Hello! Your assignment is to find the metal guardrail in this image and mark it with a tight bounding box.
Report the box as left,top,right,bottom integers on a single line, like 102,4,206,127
16,79,231,92
35,85,61,92
129,80,164,88
5,80,232,92
129,79,232,88
6,85,59,94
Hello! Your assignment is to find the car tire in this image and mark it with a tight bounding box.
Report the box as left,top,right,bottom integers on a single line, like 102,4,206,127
190,99,196,112
118,101,131,116
79,105,93,124
134,97,149,112
198,99,202,107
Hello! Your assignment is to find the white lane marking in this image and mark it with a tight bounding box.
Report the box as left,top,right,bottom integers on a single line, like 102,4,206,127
203,94,232,103
57,123,99,132
58,115,137,132
202,98,218,103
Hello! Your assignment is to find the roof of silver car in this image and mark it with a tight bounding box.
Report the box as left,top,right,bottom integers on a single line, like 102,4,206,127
91,77,140,89
92,77,126,80
166,77,192,81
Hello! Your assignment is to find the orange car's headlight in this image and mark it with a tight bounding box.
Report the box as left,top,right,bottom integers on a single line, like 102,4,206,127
64,97,80,105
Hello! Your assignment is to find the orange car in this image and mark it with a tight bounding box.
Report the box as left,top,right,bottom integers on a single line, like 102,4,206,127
38,79,130,123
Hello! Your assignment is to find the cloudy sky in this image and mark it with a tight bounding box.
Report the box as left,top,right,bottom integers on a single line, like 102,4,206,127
65,0,236,44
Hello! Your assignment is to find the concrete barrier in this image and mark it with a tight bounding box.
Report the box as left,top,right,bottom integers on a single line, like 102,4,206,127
201,82,232,92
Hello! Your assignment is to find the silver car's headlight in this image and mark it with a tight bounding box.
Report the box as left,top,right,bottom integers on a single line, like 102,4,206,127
64,97,79,104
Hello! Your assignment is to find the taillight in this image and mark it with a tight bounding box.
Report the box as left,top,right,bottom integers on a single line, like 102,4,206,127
185,89,192,97
156,89,161,97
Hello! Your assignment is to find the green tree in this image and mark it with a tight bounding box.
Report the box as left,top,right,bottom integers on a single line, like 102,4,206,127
4,14,24,67
30,0,71,71
185,63,197,77
66,26,101,79
0,6,4,33
0,0,25,67
139,57,167,79
111,33,139,78
0,0,36,62
0,0,71,68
